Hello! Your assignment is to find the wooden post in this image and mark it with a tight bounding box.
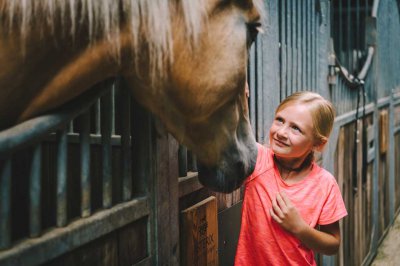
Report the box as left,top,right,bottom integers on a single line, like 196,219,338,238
379,110,388,155
180,196,218,266
337,127,345,266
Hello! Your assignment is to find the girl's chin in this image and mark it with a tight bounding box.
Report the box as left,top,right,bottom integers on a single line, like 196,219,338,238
271,149,288,157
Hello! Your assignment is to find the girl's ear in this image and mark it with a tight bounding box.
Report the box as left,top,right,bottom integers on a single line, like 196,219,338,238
314,138,328,152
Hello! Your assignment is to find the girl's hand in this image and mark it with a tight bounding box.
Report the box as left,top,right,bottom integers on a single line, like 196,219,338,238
270,191,308,235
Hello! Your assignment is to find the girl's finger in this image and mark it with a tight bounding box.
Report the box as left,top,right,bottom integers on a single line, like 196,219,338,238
280,191,292,207
276,192,287,210
272,197,284,219
270,208,282,223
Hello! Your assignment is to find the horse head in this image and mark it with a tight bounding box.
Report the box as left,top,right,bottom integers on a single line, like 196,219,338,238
123,0,263,192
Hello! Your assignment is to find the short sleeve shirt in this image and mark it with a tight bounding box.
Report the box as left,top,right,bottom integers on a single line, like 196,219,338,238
235,143,347,266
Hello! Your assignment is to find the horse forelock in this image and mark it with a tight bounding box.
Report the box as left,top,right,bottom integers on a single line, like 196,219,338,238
0,0,207,83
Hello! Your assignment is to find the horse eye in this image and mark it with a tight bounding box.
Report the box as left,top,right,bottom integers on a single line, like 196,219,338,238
247,22,263,45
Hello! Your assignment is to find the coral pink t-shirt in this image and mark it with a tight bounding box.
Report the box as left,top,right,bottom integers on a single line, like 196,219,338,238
235,144,347,266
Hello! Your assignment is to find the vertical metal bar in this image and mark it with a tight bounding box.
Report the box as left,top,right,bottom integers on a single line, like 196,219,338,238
307,0,312,90
315,1,320,93
315,0,319,91
356,0,360,69
285,0,293,98
56,129,68,227
111,84,116,135
95,99,101,135
338,0,343,64
301,0,306,90
249,44,256,131
121,84,132,201
284,0,290,98
347,0,352,72
312,0,316,90
340,78,344,114
261,0,279,140
101,89,112,208
68,121,74,133
338,77,342,114
287,0,293,95
0,159,11,249
191,154,198,172
29,144,42,237
80,111,91,217
291,0,296,94
365,0,368,53
292,0,298,93
280,0,287,100
178,145,188,177
296,0,301,91
256,37,263,141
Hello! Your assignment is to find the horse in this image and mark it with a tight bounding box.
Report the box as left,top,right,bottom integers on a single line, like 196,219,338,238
0,0,265,193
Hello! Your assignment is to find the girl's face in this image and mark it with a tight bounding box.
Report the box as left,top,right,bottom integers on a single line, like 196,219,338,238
269,103,317,160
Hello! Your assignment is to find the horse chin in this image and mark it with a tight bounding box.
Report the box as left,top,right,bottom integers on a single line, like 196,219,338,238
197,143,258,193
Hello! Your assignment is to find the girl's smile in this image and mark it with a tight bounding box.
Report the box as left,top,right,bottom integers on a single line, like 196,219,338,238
273,138,289,147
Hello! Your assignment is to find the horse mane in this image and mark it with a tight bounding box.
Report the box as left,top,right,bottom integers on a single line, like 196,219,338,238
0,0,208,83
0,0,266,83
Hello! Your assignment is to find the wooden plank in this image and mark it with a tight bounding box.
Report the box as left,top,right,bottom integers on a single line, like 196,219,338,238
44,230,118,266
357,119,363,263
378,155,385,238
167,136,180,265
0,197,149,266
346,123,355,265
379,110,389,155
180,196,218,266
118,218,148,266
395,134,400,210
178,172,203,198
153,128,176,265
366,163,373,251
337,127,345,266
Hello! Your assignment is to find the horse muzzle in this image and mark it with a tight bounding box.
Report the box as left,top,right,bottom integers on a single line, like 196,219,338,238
197,142,258,193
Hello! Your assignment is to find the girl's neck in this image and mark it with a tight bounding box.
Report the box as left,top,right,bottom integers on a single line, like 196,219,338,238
274,152,314,181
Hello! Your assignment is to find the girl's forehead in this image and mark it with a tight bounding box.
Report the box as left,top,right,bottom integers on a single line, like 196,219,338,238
278,102,310,114
277,103,314,127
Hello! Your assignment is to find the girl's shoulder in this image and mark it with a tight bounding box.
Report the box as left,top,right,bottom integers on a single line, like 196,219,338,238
310,165,340,189
256,143,274,170
245,143,274,183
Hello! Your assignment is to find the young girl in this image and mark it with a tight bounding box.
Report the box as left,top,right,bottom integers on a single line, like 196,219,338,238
235,91,347,265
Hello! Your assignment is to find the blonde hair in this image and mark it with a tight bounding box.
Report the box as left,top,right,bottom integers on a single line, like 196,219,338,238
276,91,335,145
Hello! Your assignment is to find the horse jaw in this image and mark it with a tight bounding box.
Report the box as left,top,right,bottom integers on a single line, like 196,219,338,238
194,96,258,193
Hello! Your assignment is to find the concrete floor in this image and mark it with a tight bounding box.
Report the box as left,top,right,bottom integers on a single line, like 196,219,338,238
371,213,400,266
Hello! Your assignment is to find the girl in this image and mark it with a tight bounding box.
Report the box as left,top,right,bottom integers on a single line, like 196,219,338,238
235,91,347,265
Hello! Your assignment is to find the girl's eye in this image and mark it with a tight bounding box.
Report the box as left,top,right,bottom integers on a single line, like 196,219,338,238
275,117,284,123
291,126,302,133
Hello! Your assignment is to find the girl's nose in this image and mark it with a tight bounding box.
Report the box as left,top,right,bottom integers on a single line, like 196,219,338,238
276,126,288,138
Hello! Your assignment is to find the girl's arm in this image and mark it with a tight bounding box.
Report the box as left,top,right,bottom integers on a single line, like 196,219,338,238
294,221,340,255
270,191,341,255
